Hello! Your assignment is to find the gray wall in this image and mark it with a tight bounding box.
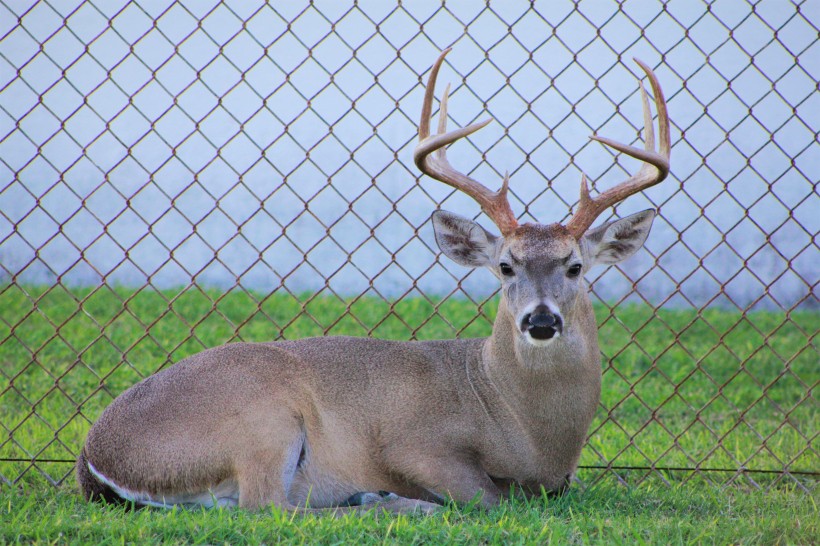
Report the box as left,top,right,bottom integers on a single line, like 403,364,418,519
1,0,817,309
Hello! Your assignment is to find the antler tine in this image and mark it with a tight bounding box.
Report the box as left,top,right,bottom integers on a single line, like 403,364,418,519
414,48,519,236
566,58,671,239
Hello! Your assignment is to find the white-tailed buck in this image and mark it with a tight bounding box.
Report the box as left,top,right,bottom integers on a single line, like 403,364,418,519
78,49,670,514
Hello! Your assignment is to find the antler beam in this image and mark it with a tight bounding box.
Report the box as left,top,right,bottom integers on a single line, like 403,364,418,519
565,58,671,238
414,48,519,236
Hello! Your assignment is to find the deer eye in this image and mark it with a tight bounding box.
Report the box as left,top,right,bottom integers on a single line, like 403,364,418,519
499,262,514,276
567,264,582,278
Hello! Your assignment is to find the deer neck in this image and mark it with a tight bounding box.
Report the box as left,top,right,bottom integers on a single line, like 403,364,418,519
479,292,601,415
470,292,602,478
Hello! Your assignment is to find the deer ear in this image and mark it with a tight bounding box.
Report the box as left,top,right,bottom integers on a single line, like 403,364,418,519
582,209,655,267
432,210,499,268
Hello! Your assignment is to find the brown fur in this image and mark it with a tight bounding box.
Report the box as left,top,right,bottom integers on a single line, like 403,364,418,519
79,49,667,513
78,208,656,514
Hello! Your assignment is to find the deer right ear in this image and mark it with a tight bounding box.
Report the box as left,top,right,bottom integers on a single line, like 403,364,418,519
432,210,499,268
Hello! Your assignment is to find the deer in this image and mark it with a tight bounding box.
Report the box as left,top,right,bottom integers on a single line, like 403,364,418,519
77,49,670,515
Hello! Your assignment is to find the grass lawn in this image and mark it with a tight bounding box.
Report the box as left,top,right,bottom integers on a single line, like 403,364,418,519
1,481,816,544
1,283,817,543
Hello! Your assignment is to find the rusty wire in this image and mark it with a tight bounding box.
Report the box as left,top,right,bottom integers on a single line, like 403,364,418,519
0,1,817,490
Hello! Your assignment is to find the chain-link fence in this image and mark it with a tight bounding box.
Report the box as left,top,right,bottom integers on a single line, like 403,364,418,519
1,1,817,492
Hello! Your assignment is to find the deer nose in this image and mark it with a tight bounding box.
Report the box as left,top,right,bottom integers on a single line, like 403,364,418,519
529,310,556,328
521,305,563,340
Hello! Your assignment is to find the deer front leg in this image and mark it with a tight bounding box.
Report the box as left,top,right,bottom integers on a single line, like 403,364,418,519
489,474,573,501
410,455,503,509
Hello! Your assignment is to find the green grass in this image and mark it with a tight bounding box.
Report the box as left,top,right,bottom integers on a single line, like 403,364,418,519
0,283,817,543
1,481,816,544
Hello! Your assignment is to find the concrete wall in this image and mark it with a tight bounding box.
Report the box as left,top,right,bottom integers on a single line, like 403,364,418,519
1,1,817,309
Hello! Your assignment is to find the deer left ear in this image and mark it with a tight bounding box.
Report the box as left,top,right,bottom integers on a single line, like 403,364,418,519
582,209,655,267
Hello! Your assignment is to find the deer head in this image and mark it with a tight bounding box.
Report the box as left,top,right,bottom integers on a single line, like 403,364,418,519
415,49,670,347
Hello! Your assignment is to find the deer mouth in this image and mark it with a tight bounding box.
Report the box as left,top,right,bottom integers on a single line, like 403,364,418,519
528,325,558,340
521,312,563,341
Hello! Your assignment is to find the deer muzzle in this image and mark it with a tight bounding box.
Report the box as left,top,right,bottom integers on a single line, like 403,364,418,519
521,305,563,341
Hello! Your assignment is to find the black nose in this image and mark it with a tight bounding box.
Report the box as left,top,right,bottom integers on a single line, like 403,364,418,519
529,312,556,328
521,305,564,340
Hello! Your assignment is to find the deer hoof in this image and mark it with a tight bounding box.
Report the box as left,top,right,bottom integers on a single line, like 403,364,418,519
378,497,441,515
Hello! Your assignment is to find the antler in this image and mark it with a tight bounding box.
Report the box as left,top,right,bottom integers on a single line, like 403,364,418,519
565,58,671,239
414,48,519,236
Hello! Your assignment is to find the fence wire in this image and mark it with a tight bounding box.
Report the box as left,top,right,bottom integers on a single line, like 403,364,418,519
0,1,817,491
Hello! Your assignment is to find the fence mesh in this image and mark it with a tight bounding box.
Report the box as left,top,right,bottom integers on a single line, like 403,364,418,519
0,1,817,491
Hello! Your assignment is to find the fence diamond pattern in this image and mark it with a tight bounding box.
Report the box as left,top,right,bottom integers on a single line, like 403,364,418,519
0,1,817,491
